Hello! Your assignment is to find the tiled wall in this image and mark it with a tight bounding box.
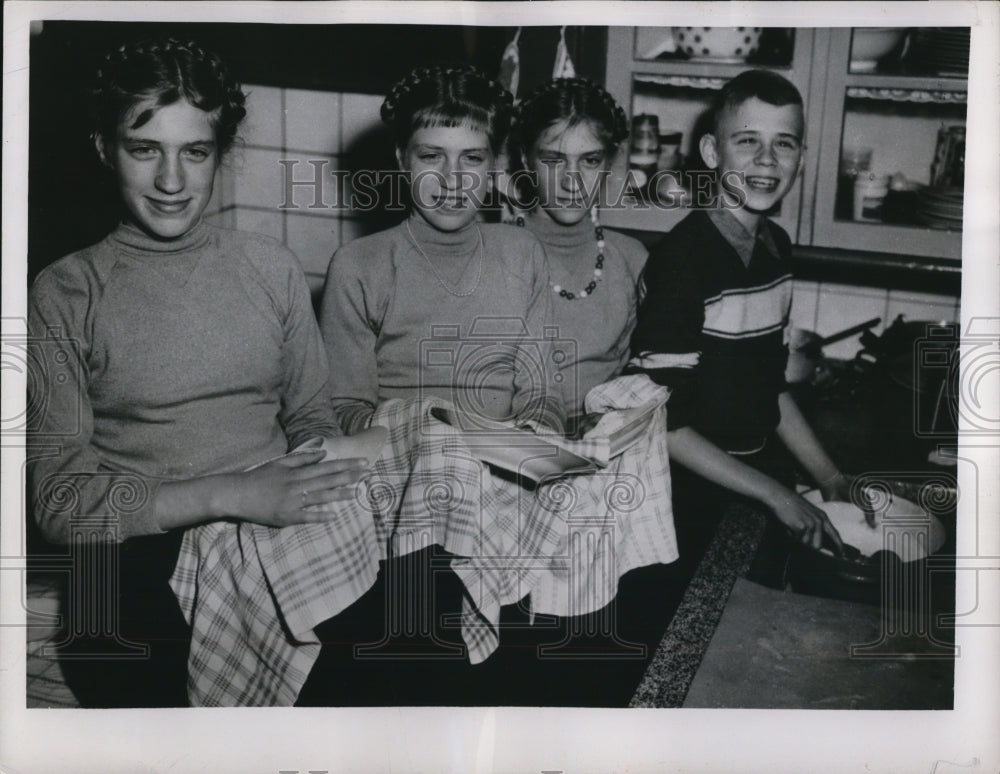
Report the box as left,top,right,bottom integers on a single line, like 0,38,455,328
206,83,385,295
790,281,960,360
211,82,961,360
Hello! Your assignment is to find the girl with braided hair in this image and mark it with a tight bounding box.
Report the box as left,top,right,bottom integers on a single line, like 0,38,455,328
321,63,565,433
310,70,673,703
510,77,648,425
28,38,367,706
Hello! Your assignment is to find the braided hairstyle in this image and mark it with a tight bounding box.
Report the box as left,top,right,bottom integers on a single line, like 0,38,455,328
92,37,247,155
381,64,513,155
512,77,629,161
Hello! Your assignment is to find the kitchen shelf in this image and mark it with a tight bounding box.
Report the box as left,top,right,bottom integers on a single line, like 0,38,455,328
606,26,968,266
606,26,817,243
633,73,729,90
842,73,968,92
844,85,968,104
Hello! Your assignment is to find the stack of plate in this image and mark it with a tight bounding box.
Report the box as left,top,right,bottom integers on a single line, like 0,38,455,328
908,28,970,76
916,187,963,230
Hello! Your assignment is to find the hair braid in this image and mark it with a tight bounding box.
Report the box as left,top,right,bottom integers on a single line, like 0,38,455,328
91,36,246,155
381,63,513,154
512,77,629,160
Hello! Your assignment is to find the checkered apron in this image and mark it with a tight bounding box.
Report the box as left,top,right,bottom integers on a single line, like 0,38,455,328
170,376,676,705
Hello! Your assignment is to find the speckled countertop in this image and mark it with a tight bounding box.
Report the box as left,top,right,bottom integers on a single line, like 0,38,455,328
630,504,769,708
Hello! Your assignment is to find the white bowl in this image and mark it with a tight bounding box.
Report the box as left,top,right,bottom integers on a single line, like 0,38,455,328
672,27,762,63
804,490,946,562
850,27,907,72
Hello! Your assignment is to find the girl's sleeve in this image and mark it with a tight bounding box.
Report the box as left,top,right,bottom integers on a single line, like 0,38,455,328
512,239,568,432
26,266,165,544
319,246,381,435
628,239,705,431
278,248,343,448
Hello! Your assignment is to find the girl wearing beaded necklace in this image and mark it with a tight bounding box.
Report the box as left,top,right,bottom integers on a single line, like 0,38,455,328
511,78,648,421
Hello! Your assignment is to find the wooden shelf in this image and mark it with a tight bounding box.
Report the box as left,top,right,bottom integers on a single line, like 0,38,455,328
843,72,968,93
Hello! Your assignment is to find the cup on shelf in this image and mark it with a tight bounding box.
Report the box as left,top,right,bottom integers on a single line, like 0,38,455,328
657,131,683,170
629,114,661,196
853,172,890,222
840,146,873,179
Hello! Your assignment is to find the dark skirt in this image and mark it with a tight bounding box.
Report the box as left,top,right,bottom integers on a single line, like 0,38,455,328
57,530,191,707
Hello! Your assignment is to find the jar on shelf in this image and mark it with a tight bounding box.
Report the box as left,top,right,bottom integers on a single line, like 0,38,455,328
628,114,660,194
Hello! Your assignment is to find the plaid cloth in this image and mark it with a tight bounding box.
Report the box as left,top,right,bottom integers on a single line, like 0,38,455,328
522,375,677,617
170,377,676,706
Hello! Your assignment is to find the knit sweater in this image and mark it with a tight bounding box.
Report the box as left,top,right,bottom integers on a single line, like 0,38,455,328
630,209,792,453
520,210,648,415
27,221,340,543
320,213,566,434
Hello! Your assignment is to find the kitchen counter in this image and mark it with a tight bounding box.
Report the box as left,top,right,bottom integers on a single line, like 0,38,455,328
681,577,954,709
630,492,956,709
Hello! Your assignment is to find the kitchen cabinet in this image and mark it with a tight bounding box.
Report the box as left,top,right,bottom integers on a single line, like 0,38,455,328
602,26,967,264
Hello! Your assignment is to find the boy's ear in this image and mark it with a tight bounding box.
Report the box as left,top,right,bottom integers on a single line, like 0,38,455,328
93,133,114,169
394,146,405,170
699,133,720,170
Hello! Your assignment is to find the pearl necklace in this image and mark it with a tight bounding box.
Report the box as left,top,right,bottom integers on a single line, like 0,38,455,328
405,219,484,298
516,210,605,301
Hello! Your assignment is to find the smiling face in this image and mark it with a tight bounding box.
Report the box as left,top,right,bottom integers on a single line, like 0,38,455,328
398,124,493,232
700,97,804,228
526,119,609,226
98,98,219,240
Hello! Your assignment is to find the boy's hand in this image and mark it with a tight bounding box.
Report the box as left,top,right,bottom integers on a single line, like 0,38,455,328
764,485,844,552
818,472,852,503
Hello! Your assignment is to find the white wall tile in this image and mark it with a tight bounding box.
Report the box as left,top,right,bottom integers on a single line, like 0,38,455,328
789,279,819,332
234,208,284,242
340,215,371,246
286,212,340,280
232,147,288,209
341,92,385,153
814,283,889,360
278,153,343,209
242,85,284,148
285,88,341,154
886,289,959,326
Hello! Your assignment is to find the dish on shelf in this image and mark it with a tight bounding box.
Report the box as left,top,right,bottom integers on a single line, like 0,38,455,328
672,27,761,63
850,27,908,72
916,186,963,229
906,28,970,75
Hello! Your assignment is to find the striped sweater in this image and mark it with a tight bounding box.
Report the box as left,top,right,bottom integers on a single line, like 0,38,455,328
629,209,792,454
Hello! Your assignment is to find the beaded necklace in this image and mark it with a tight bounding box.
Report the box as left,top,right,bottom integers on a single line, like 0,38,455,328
516,209,605,300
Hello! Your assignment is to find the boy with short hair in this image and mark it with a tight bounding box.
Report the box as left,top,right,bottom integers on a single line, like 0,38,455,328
630,69,846,572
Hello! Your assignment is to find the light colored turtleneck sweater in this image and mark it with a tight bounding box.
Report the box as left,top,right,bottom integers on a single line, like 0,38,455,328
520,210,648,415
320,213,566,434
27,220,340,543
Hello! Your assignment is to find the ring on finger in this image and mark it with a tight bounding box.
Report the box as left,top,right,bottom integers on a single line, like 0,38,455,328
301,489,309,505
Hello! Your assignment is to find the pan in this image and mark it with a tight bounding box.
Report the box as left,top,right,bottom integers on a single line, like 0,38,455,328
785,317,882,384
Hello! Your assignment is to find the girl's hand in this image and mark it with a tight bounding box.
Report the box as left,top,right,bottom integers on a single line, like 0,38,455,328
764,484,844,552
223,449,370,527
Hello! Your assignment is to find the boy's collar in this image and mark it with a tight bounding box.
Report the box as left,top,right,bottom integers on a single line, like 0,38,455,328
704,207,780,267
